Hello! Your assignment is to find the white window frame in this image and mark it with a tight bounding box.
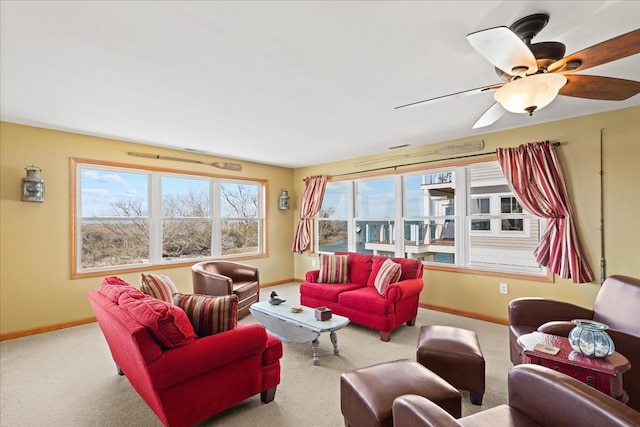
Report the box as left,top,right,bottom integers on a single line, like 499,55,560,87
72,159,265,277
314,160,547,278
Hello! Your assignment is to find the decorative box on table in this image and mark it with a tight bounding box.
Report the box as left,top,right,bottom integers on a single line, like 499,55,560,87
315,307,332,321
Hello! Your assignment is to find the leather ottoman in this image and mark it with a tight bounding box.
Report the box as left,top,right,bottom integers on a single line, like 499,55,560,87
417,325,485,405
340,359,461,427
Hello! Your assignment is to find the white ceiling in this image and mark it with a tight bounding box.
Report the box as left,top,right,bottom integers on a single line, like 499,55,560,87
1,1,639,168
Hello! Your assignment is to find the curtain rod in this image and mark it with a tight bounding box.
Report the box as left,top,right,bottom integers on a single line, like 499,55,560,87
329,141,561,178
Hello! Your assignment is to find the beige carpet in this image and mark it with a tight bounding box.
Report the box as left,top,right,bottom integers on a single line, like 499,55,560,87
0,283,511,426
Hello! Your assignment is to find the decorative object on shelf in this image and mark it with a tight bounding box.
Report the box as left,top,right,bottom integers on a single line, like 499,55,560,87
278,189,290,210
568,319,615,358
269,291,286,305
290,306,303,313
314,306,332,321
21,165,45,202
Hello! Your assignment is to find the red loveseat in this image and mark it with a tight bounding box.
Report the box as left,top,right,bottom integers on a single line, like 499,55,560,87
87,278,282,427
300,251,424,341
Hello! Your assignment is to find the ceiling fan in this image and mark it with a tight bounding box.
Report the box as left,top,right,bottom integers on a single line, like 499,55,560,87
395,14,640,129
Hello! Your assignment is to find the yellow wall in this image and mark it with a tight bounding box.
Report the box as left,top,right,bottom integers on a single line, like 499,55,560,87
0,122,294,335
293,107,640,321
2,107,639,336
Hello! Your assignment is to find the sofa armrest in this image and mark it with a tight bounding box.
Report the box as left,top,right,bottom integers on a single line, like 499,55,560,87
392,394,462,427
147,323,269,389
508,364,640,426
538,320,575,336
386,278,424,302
305,270,320,283
508,298,594,328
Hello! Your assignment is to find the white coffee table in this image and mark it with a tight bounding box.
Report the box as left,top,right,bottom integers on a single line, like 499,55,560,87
249,301,350,366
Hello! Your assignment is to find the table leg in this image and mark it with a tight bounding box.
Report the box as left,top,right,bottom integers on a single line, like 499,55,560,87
330,331,339,355
311,338,320,366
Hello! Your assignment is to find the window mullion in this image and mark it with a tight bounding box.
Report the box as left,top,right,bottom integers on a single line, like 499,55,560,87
457,167,468,267
211,180,221,257
149,173,162,264
394,176,403,257
348,181,356,252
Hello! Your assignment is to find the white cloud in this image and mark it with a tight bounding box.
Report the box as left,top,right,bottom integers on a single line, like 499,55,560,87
82,188,109,197
81,170,129,186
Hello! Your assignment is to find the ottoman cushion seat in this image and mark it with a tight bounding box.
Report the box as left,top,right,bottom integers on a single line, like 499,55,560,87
417,325,485,405
340,359,461,427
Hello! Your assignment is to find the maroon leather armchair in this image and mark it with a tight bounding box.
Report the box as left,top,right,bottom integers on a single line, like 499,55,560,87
191,260,260,319
392,364,640,427
508,275,640,412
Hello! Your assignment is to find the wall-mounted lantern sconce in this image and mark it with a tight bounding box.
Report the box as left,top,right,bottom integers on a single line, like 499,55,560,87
21,166,45,203
278,189,290,210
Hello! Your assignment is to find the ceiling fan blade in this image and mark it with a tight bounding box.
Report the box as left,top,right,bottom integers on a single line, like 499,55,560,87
394,83,503,109
548,28,640,73
472,102,506,129
559,75,640,101
467,26,538,76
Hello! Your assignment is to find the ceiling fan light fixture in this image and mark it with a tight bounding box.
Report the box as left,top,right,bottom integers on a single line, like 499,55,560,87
494,73,567,115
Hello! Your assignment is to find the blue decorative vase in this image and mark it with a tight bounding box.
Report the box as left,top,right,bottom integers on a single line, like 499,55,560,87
568,319,615,358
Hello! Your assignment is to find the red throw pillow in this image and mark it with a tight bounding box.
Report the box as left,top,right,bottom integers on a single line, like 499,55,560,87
118,292,196,349
99,276,145,302
368,257,388,287
337,252,372,285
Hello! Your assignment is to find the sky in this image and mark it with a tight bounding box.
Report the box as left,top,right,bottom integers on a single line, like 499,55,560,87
79,167,255,217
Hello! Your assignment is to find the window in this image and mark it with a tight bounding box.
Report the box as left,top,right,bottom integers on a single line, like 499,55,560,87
404,172,456,264
500,196,524,231
470,197,490,230
317,182,350,253
74,160,265,276
356,178,396,256
315,161,546,276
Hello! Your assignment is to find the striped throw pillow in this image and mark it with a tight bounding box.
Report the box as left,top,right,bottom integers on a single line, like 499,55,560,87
140,273,178,303
373,258,402,296
318,254,349,283
173,293,238,337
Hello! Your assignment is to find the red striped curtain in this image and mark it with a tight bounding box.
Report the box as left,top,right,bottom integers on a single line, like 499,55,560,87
292,175,328,253
496,141,594,283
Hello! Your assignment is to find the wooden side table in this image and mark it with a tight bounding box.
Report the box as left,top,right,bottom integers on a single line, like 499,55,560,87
517,332,630,403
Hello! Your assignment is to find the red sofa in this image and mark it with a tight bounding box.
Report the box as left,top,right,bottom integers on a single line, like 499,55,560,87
87,278,282,427
300,251,424,341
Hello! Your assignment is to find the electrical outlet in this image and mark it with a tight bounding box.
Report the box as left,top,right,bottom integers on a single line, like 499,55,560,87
499,283,508,294
311,259,317,267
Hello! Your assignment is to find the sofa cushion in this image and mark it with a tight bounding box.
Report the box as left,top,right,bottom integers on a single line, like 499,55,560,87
318,254,349,283
300,281,363,303
174,293,238,337
373,258,402,296
393,257,424,280
338,287,395,316
118,292,197,349
140,273,179,303
99,276,146,302
336,251,373,286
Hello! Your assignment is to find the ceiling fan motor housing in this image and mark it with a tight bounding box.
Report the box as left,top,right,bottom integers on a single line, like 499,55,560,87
510,13,550,43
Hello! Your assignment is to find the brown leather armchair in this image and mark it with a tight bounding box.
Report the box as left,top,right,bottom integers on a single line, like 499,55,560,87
392,364,640,427
508,275,640,411
191,260,260,319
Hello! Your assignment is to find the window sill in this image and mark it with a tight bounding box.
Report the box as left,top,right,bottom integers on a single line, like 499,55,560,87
423,263,554,283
